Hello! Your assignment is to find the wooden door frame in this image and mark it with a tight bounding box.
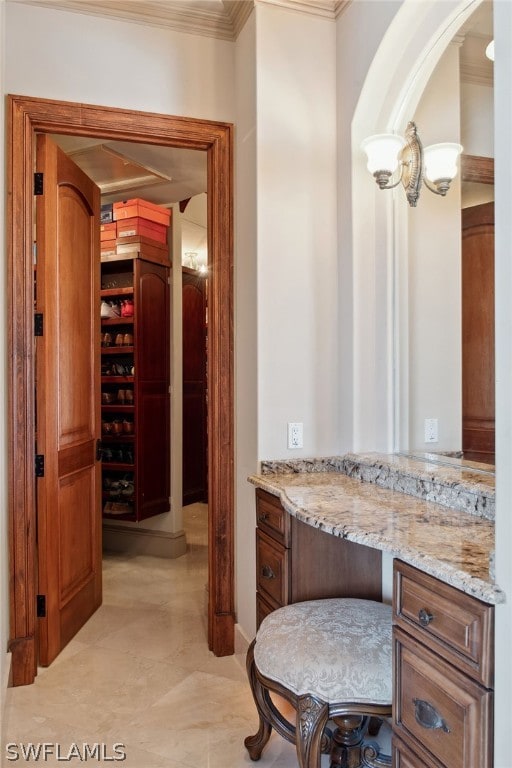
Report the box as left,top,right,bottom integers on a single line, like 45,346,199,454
7,94,234,685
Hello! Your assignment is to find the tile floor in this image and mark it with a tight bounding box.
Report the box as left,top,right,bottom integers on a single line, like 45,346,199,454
2,504,305,767
3,505,390,767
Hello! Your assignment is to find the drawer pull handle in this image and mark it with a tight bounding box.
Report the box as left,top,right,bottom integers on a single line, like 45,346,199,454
258,513,269,522
418,608,434,626
261,564,276,580
413,699,450,733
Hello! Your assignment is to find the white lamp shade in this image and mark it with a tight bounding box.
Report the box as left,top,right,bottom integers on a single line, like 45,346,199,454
423,142,463,183
486,40,494,61
361,134,405,174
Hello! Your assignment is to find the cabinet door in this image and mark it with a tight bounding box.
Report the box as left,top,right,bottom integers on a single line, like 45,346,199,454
394,628,493,768
182,269,207,505
135,259,170,519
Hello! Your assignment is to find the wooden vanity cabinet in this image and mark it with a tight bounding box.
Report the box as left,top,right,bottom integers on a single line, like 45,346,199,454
393,560,494,768
255,488,382,627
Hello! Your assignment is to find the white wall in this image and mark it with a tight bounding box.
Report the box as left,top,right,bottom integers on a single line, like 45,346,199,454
408,43,462,451
0,0,11,731
4,2,236,540
256,3,338,461
234,10,258,641
461,81,494,157
492,2,512,762
336,0,402,453
5,4,235,121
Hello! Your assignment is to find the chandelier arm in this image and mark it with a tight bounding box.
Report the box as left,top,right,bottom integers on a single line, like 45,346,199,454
374,164,404,190
422,176,447,196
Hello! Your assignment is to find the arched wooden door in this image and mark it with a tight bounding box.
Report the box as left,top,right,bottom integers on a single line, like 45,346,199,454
35,134,102,665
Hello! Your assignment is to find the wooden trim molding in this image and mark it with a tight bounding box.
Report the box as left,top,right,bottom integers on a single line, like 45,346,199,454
7,94,235,685
461,154,494,185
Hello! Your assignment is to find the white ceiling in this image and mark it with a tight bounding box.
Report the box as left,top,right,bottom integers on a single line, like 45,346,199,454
51,134,207,206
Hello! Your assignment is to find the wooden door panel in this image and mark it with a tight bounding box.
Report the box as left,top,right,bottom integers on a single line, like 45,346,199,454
59,470,95,601
58,187,97,445
135,259,170,519
182,270,207,505
36,134,102,666
462,202,495,462
138,389,170,519
137,265,169,380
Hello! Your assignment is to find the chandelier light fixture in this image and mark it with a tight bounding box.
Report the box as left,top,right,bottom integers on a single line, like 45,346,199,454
361,122,463,207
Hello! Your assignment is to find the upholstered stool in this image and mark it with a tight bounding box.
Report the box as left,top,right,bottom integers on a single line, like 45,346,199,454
244,598,392,768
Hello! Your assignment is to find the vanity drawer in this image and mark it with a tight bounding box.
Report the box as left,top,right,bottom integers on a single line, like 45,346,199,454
256,488,290,545
394,560,493,687
392,734,444,768
394,628,493,768
256,591,278,628
256,529,290,608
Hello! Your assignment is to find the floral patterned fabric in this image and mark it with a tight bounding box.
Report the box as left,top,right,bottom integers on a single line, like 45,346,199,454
254,598,392,705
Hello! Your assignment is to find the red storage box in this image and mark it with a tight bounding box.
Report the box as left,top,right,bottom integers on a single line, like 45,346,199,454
100,222,117,241
113,198,171,226
101,239,116,253
116,217,167,244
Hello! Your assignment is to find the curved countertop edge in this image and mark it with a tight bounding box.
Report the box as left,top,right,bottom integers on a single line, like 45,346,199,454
248,473,505,606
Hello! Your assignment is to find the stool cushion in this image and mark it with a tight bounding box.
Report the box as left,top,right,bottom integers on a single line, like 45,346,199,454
254,598,392,705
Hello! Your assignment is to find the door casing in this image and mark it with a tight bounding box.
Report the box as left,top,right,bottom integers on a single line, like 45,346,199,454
7,94,234,685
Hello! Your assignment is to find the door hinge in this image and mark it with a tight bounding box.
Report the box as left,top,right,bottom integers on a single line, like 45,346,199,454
34,313,44,337
34,172,44,196
96,439,103,461
36,594,46,618
35,454,45,478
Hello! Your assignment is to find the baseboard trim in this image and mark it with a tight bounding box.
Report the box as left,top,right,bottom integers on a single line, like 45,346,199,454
4,651,12,690
102,524,187,559
234,623,251,657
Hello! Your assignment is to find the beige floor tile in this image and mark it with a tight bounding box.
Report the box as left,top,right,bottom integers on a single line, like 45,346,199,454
3,506,273,768
3,503,390,768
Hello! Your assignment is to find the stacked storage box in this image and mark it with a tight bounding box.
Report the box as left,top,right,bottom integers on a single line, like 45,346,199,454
100,198,172,266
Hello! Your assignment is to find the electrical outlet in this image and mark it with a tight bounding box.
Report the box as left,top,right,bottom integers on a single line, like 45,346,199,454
424,418,438,443
288,422,303,449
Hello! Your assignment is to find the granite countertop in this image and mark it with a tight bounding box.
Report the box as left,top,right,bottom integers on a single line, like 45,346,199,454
249,454,503,605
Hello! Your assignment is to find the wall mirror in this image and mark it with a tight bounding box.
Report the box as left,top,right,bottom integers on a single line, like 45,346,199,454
396,0,495,472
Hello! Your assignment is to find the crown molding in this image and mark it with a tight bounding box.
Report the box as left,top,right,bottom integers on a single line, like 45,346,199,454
460,61,493,87
255,0,351,20
9,0,352,38
7,0,254,41
223,0,254,38
255,0,335,19
459,31,494,87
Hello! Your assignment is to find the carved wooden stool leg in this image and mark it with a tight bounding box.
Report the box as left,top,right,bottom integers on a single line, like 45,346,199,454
366,717,383,737
295,694,329,768
361,742,392,767
244,640,272,760
329,715,368,768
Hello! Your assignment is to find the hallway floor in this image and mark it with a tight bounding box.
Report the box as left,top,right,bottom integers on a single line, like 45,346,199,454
3,504,305,767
